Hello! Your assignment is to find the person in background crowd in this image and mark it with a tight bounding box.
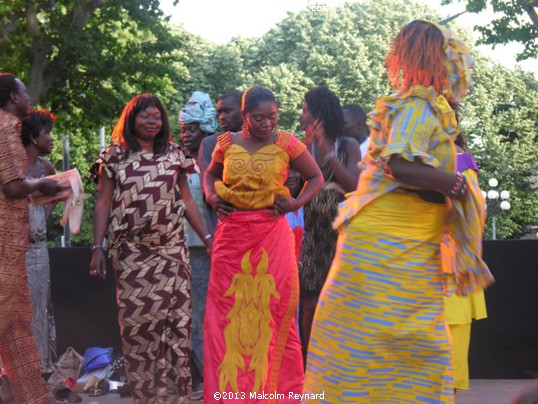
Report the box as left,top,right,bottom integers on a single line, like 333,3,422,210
198,90,243,234
0,72,64,404
21,109,58,374
178,90,218,398
203,86,323,401
342,103,370,159
284,168,304,264
298,86,361,364
444,131,488,395
303,20,493,402
90,93,211,403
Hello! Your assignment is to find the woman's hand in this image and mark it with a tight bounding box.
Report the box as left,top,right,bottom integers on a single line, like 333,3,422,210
204,236,213,256
304,125,314,147
38,178,69,196
89,248,107,280
442,172,469,200
272,196,298,216
208,193,235,217
312,119,330,156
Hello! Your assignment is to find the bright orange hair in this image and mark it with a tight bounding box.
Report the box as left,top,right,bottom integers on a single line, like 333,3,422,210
385,20,447,95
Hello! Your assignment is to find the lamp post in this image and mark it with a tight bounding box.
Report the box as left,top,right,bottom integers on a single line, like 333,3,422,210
481,178,511,240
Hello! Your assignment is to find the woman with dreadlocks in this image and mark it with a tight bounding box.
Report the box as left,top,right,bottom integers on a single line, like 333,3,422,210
297,86,361,364
303,20,493,402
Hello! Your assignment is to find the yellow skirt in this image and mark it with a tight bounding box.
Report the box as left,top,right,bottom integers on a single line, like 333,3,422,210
304,191,454,403
444,291,487,391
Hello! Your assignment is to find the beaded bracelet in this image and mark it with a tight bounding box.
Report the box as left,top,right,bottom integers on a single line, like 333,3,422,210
445,172,467,198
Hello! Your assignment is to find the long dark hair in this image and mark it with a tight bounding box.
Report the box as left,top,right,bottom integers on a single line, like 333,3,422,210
304,86,344,142
111,93,170,154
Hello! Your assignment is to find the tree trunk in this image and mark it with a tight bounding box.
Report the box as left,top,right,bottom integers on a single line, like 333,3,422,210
25,0,109,103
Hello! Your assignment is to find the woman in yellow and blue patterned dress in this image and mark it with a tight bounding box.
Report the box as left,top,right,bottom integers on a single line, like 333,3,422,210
304,20,493,403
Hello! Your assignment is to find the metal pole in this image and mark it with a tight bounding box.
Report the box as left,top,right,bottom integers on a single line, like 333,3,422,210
99,126,105,152
492,215,497,240
62,128,71,247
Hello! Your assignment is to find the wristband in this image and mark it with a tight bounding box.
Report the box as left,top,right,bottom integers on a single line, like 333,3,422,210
445,172,467,198
92,244,106,251
203,234,213,241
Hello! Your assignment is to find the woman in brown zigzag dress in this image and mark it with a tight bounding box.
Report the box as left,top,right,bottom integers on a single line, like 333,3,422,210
90,93,212,403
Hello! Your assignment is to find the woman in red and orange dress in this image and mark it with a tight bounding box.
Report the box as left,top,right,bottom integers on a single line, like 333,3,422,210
203,86,323,402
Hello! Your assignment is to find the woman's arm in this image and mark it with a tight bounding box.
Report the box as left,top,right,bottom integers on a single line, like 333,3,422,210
179,174,212,252
2,177,64,198
89,167,114,279
273,151,323,215
289,151,324,208
324,137,361,193
388,155,465,198
204,161,235,216
42,158,57,219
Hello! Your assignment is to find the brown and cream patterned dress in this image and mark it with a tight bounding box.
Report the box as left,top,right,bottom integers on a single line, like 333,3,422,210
92,143,196,403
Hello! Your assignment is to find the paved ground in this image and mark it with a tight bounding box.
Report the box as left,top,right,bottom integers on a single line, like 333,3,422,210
73,379,538,403
457,379,538,404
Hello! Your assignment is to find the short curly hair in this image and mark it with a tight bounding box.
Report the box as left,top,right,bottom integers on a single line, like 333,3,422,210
21,110,56,147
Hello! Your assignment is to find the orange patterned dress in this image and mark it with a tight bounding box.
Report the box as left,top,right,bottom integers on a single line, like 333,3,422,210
0,108,50,404
204,131,306,403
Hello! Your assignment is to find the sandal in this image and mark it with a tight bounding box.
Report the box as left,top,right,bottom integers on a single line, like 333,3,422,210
88,379,110,397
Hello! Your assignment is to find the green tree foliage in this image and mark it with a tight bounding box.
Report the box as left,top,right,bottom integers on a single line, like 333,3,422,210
0,0,199,245
245,1,433,113
441,0,538,60
461,58,538,238
235,0,538,238
1,0,537,241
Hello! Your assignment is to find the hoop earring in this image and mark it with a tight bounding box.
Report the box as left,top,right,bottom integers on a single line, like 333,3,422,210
242,122,250,140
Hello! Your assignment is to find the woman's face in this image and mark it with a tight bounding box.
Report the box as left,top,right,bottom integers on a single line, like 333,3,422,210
34,127,54,155
180,122,205,155
299,102,315,131
134,106,163,142
244,101,278,140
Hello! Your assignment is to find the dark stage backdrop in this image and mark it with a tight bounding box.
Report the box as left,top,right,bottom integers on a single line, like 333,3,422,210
50,247,122,357
469,240,538,379
50,241,538,378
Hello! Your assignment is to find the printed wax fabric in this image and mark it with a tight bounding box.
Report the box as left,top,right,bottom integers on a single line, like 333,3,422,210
92,143,196,402
0,108,50,403
204,131,306,402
